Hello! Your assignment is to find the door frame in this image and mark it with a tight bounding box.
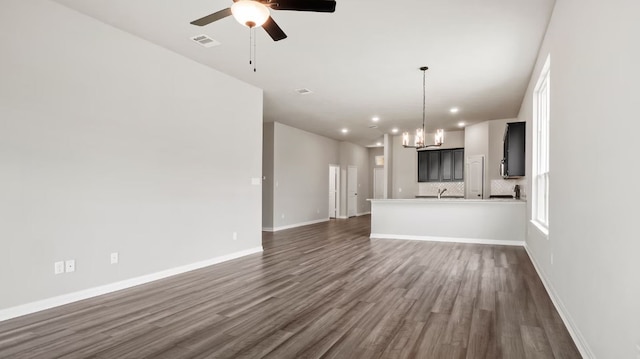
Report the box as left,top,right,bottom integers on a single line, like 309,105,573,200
328,164,340,218
347,165,358,218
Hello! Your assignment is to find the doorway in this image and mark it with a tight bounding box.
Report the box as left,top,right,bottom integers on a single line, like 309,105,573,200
466,155,484,199
347,165,358,217
328,165,339,218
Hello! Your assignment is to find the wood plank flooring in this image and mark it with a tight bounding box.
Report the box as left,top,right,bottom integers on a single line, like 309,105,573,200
0,215,581,358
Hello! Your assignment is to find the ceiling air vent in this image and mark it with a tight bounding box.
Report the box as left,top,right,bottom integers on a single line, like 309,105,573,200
294,88,313,95
191,34,220,48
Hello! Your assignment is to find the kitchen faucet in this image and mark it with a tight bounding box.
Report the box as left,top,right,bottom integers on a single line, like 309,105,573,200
437,188,447,199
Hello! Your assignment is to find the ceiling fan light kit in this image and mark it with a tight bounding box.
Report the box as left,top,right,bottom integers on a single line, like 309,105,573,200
231,0,270,28
402,66,445,150
190,0,336,41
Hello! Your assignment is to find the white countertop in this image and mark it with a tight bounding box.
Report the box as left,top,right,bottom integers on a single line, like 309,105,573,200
368,198,525,204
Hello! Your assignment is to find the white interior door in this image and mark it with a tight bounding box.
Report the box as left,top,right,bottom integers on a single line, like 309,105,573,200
373,167,384,199
328,165,338,218
467,155,484,199
347,165,357,217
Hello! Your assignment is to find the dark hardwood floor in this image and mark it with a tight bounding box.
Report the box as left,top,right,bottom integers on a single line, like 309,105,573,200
0,215,581,358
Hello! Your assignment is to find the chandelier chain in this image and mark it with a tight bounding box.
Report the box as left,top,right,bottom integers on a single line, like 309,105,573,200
422,67,426,135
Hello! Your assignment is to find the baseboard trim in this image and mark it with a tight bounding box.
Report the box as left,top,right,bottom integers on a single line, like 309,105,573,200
357,211,371,216
523,245,594,359
370,233,524,247
265,218,329,232
0,246,263,323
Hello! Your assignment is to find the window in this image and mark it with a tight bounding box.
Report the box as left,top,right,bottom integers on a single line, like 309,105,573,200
532,55,550,234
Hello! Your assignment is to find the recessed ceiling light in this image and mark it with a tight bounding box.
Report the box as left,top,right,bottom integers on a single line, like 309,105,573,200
376,142,382,146
294,88,313,95
372,116,380,122
341,128,348,134
458,121,466,127
391,128,399,133
450,107,460,114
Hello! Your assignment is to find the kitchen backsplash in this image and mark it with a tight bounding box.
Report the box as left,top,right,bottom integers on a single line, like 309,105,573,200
491,178,527,198
418,182,465,196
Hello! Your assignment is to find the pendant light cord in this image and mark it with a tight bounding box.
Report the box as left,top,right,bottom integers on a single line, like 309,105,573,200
422,68,426,133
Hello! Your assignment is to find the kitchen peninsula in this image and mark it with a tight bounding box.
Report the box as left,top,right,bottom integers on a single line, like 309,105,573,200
369,198,525,245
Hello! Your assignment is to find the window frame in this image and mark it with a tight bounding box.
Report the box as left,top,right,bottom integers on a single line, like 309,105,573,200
532,54,551,236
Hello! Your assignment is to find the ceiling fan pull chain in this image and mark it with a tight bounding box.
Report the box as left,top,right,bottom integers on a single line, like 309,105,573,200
253,27,257,72
249,27,252,66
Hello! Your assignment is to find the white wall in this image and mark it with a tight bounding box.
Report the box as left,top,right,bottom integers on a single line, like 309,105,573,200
267,122,371,228
271,122,339,229
0,0,263,311
339,142,371,215
368,147,384,199
519,1,640,358
391,131,465,199
262,123,275,229
464,122,491,198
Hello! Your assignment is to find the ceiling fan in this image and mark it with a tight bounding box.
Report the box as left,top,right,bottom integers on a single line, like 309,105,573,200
190,0,337,41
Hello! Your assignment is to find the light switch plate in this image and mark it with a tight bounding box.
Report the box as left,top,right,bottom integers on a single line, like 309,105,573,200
54,261,64,275
65,259,75,273
251,177,261,185
110,252,119,264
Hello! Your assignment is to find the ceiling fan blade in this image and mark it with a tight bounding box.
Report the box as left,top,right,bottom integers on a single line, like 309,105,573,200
190,8,232,26
262,17,287,41
269,0,336,12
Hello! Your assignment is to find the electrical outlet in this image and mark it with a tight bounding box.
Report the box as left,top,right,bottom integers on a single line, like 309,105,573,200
65,259,75,273
398,187,402,193
316,208,320,214
54,261,64,275
233,232,237,241
281,214,285,219
110,252,119,264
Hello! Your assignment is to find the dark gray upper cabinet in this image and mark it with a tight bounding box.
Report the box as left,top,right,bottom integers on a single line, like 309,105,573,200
441,150,453,181
503,122,526,178
418,148,464,182
427,150,440,182
453,149,464,181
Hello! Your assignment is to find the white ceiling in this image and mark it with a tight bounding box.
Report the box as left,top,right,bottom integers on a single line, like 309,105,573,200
54,0,555,147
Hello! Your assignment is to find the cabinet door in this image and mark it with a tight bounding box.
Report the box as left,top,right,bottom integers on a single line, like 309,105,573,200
427,150,440,182
506,122,526,176
418,151,428,182
453,149,464,181
441,150,453,181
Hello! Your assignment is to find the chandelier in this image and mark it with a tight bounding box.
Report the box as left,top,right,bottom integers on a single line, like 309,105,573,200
402,66,444,149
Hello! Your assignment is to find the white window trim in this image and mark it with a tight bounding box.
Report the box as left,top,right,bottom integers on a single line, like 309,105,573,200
531,54,550,237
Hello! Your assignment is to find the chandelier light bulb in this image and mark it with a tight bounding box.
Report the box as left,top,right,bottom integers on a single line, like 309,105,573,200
402,132,410,146
434,129,444,146
415,128,424,147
